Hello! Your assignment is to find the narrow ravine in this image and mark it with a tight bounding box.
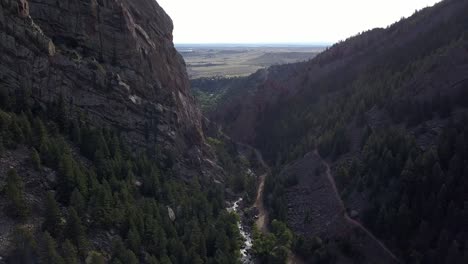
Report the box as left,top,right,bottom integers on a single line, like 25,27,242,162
227,140,305,263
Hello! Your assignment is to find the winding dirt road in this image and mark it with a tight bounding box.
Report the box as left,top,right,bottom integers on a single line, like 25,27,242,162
233,142,270,233
248,145,304,264
314,150,401,263
254,170,305,264
233,138,398,263
253,173,269,233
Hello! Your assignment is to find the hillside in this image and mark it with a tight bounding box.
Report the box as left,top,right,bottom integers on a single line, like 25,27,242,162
206,0,468,262
0,0,254,263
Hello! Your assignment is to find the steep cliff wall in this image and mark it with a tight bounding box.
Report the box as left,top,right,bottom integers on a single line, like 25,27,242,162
1,0,206,176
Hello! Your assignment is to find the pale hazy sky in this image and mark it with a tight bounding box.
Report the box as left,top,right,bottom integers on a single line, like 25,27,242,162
157,0,441,44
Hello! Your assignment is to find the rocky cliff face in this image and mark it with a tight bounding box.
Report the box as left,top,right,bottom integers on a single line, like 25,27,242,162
1,0,206,176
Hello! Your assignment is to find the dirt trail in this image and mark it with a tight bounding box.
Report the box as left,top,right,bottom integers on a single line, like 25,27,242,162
248,145,304,264
254,169,305,264
314,150,401,263
232,140,305,263
232,139,397,263
254,173,268,233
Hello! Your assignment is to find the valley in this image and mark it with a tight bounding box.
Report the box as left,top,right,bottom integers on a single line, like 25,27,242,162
1,0,468,263
178,44,324,79
192,0,468,263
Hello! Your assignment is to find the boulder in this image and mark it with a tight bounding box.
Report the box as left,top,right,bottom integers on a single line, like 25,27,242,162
167,206,176,222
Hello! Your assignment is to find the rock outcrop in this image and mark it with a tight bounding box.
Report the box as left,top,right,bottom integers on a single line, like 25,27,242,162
1,0,207,176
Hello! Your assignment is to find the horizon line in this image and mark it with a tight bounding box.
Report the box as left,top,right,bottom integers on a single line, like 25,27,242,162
174,42,332,46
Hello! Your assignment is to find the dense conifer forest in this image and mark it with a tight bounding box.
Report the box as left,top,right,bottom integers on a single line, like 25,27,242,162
0,85,242,264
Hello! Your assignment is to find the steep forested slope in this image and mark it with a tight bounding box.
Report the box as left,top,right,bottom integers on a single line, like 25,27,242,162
0,100,241,264
208,0,468,262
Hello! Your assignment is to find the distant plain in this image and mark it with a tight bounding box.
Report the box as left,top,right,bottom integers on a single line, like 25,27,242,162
177,44,326,79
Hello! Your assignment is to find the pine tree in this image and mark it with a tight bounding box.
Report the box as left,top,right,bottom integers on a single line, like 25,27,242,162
143,169,161,197
55,94,68,132
11,227,37,263
70,188,86,216
15,85,32,112
127,226,141,253
188,247,204,264
10,118,25,145
65,208,88,255
91,181,113,227
147,255,159,264
18,113,32,144
4,169,29,219
88,252,106,264
111,238,126,262
70,120,81,145
0,84,9,109
40,232,65,264
160,255,172,264
73,165,88,199
0,134,4,153
31,148,41,171
43,192,62,237
123,250,138,264
62,239,78,264
57,153,75,202
271,220,293,248
33,117,49,149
